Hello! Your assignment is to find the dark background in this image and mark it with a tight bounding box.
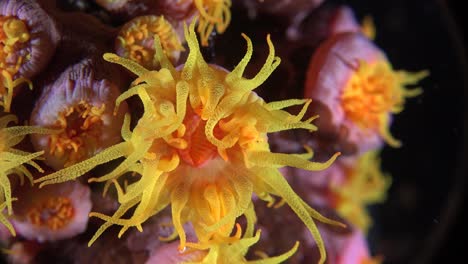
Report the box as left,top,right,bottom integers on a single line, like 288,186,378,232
434,1,466,263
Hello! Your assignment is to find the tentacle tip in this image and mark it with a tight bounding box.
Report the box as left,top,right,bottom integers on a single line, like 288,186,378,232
36,181,47,188
178,246,187,253
293,241,300,248
256,229,262,236
137,225,143,232
103,53,119,62
88,212,98,218
87,240,95,247
88,178,97,183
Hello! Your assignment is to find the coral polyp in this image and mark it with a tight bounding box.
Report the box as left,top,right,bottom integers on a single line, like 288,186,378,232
0,16,31,112
194,0,232,46
35,21,342,263
340,59,427,147
0,115,52,235
0,16,30,74
1,0,59,113
330,151,391,232
11,181,92,242
30,59,128,170
116,15,185,69
305,33,428,153
48,101,106,167
27,197,74,230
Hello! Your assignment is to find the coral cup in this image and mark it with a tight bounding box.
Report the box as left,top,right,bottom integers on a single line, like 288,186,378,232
115,15,185,70
0,0,59,112
305,32,428,154
30,58,128,170
11,181,92,242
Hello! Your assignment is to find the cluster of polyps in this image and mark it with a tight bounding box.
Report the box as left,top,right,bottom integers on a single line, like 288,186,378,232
34,21,342,263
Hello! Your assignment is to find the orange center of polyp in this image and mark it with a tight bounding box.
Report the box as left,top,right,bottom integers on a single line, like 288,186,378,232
176,113,222,168
117,16,184,68
340,60,399,131
0,16,30,73
0,16,31,112
49,101,105,166
27,197,75,230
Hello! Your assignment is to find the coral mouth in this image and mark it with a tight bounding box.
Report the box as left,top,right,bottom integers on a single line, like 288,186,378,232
49,101,105,167
27,196,75,231
177,112,222,168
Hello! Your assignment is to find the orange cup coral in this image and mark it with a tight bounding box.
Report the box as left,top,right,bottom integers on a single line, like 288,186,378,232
30,59,129,170
330,151,391,233
115,15,185,70
35,21,342,263
0,16,32,112
1,0,60,112
11,181,92,242
305,32,428,154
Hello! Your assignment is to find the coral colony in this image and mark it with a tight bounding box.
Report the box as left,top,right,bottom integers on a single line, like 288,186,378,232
0,0,427,263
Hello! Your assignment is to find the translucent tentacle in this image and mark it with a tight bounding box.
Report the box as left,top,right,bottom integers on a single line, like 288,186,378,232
261,169,329,264
226,33,253,83
103,53,148,76
248,151,340,171
35,142,132,187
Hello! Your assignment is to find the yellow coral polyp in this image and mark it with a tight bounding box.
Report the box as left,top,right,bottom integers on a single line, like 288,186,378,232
0,115,53,235
341,59,428,147
194,0,232,46
35,21,342,263
116,16,184,69
331,151,391,232
48,101,106,167
186,229,300,264
0,16,32,112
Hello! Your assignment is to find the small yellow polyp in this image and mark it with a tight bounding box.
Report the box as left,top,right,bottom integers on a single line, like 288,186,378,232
116,15,184,69
35,20,342,264
332,151,391,233
341,59,428,147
